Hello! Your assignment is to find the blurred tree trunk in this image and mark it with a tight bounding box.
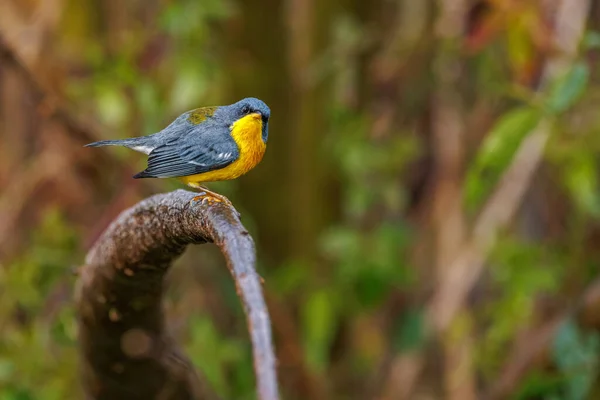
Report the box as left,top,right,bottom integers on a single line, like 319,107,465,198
219,1,337,398
220,0,291,265
221,0,336,267
285,0,336,265
431,1,474,399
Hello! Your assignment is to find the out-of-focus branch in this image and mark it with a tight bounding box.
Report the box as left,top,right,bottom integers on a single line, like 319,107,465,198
431,0,473,399
76,190,280,400
0,32,102,143
427,0,591,333
0,31,158,258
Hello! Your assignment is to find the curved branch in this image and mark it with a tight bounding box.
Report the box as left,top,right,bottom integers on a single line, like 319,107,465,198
75,189,279,400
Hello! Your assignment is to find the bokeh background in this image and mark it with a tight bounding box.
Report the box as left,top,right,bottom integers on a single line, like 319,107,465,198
1,0,600,399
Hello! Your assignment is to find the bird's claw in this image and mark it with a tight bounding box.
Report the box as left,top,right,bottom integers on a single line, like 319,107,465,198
191,191,233,207
189,189,240,218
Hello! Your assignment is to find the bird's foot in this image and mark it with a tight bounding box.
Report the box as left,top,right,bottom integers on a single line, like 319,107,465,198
191,188,233,208
189,187,240,218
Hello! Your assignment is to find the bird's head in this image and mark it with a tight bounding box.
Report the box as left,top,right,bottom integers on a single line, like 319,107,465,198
219,97,271,143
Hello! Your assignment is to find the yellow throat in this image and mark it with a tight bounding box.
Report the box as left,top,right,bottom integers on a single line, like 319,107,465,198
180,113,266,187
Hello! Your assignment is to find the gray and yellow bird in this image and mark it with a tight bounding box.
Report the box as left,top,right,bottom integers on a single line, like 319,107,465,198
86,97,270,204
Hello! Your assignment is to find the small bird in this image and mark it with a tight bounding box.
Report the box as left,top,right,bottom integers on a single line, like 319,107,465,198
85,97,270,204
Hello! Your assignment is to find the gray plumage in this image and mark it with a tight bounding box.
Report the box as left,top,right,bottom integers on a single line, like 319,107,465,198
84,97,270,179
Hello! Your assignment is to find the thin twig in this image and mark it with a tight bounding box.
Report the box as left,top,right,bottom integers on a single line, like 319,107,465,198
76,190,279,400
428,123,551,331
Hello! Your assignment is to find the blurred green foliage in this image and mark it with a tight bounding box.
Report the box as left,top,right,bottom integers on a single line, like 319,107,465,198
552,320,599,400
187,316,254,399
465,106,541,212
2,1,600,399
0,211,79,399
478,238,564,375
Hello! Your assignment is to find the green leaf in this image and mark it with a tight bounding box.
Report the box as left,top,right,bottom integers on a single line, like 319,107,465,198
392,309,425,352
552,320,599,400
169,64,208,113
3,388,34,400
354,269,388,308
562,151,600,217
478,238,564,377
464,107,541,211
583,31,600,50
302,290,337,371
95,85,129,128
187,316,246,397
547,62,589,114
506,21,534,73
513,371,563,399
0,359,14,382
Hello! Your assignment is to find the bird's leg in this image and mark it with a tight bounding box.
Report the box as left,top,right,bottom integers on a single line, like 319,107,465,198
191,186,233,207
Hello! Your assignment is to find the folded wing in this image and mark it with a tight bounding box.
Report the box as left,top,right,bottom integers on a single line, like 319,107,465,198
134,127,239,179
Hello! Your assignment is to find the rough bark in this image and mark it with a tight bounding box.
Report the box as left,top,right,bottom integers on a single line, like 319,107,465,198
75,190,279,400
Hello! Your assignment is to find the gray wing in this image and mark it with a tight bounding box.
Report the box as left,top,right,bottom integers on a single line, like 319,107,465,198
133,124,239,179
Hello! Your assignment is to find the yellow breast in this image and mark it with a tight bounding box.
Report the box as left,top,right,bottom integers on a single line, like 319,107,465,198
180,113,266,186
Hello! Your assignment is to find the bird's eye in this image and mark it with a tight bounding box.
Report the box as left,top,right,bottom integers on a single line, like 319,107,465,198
241,105,251,114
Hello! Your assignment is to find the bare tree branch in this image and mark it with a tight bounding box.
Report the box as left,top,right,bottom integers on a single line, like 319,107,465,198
76,189,280,400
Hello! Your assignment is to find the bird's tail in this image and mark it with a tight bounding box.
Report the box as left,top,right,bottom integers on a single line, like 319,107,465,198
84,138,138,148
